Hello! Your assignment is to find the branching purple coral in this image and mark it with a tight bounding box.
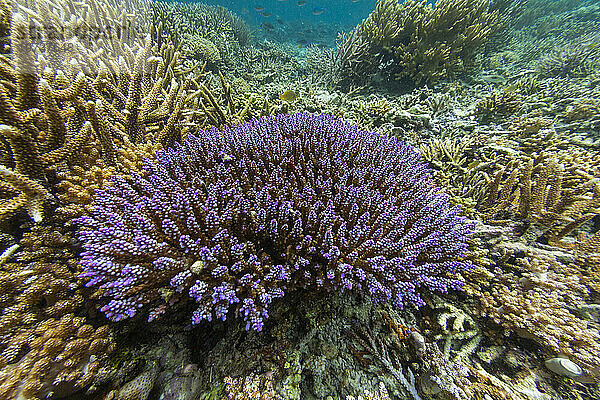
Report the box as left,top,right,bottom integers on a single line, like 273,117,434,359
75,113,472,331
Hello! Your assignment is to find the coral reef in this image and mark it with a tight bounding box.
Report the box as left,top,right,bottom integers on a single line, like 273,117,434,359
328,30,376,89
475,89,523,121
0,220,115,399
0,0,598,398
479,156,600,246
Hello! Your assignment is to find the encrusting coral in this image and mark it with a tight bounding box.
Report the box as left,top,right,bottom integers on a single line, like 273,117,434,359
75,113,473,331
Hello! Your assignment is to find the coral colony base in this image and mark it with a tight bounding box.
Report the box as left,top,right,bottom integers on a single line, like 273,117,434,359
76,113,473,331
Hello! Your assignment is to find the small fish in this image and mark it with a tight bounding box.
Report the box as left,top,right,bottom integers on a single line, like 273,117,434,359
253,5,265,11
241,7,249,14
262,22,274,30
503,84,518,93
276,18,284,24
297,0,307,5
297,43,303,48
311,6,325,15
351,0,360,2
298,39,308,44
279,90,298,102
468,160,480,169
262,11,272,17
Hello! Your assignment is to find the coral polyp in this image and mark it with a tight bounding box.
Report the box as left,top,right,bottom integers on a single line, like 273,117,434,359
75,113,472,331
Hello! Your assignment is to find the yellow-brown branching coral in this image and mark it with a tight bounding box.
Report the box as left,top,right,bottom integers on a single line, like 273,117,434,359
153,2,250,48
480,156,600,247
419,135,502,217
0,2,184,398
0,209,116,398
0,0,261,397
354,0,501,84
0,73,93,223
0,164,52,223
475,89,523,121
0,1,204,222
476,244,600,378
0,105,156,400
182,71,255,131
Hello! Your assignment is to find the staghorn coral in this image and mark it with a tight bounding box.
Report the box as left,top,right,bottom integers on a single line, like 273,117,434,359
353,0,501,84
0,124,155,399
328,29,376,89
480,156,600,246
538,43,599,78
475,89,523,121
153,2,250,48
0,2,181,397
354,97,395,128
75,113,473,331
182,71,256,131
0,0,235,222
418,135,498,217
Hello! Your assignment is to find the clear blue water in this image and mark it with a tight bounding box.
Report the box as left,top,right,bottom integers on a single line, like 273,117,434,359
182,0,377,29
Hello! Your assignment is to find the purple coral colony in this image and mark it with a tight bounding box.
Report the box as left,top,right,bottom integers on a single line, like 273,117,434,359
75,113,472,331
